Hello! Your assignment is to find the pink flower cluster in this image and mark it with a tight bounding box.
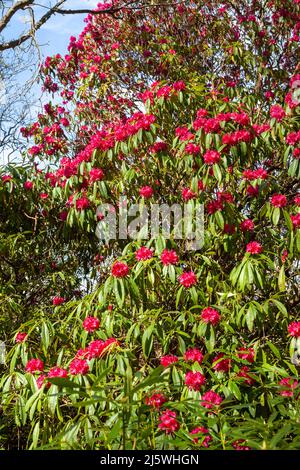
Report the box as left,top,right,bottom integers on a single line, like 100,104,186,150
52,296,65,306
76,337,119,361
160,249,178,266
185,371,206,391
279,378,299,397
160,355,178,367
270,105,286,122
242,168,268,180
158,409,180,433
222,130,252,146
145,393,167,408
271,193,287,208
246,241,262,254
201,390,223,409
82,316,100,333
201,307,221,325
288,322,300,337
203,150,221,165
184,348,203,364
139,186,153,198
212,353,231,373
179,271,197,288
111,261,129,278
135,247,154,261
190,427,212,447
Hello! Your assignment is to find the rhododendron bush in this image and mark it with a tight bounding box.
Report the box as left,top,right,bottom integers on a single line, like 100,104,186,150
1,0,300,450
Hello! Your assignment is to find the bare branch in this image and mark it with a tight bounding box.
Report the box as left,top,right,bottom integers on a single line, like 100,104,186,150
0,0,66,51
0,0,35,34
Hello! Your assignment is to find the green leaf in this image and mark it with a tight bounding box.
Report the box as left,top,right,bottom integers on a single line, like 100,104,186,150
278,265,286,292
272,207,280,225
267,341,281,360
41,322,50,352
142,324,154,358
205,325,215,353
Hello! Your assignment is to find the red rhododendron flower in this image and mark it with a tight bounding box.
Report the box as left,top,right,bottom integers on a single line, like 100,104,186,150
217,191,234,204
69,358,89,376
36,374,50,389
59,210,68,221
184,348,203,364
83,316,100,333
270,105,286,122
179,271,197,288
247,185,259,197
76,196,90,211
26,358,44,373
185,143,200,155
52,296,65,306
160,355,178,367
207,200,223,214
281,249,288,263
182,187,197,201
246,241,262,254
158,409,180,433
243,168,268,180
24,181,33,190
201,307,220,325
48,367,68,378
223,223,236,234
83,340,103,359
86,338,119,359
237,366,255,385
176,126,194,141
173,80,186,91
240,219,254,232
15,332,27,343
149,142,167,153
145,393,167,408
139,186,153,198
291,213,300,228
190,427,212,447
288,322,300,337
212,353,231,373
157,85,172,98
89,168,104,182
160,249,178,266
203,149,221,165
201,390,223,409
185,371,206,390
232,440,251,451
237,348,255,363
286,131,300,145
253,123,270,135
135,247,154,261
279,378,299,397
40,192,49,200
271,194,287,208
111,261,129,278
203,118,220,133
293,148,300,159
294,195,300,206
1,174,12,183
222,130,252,146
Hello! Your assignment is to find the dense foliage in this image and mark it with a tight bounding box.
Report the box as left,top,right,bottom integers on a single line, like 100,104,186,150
0,0,300,450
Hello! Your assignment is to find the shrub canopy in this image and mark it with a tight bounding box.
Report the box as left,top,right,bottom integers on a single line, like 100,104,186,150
1,0,300,450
